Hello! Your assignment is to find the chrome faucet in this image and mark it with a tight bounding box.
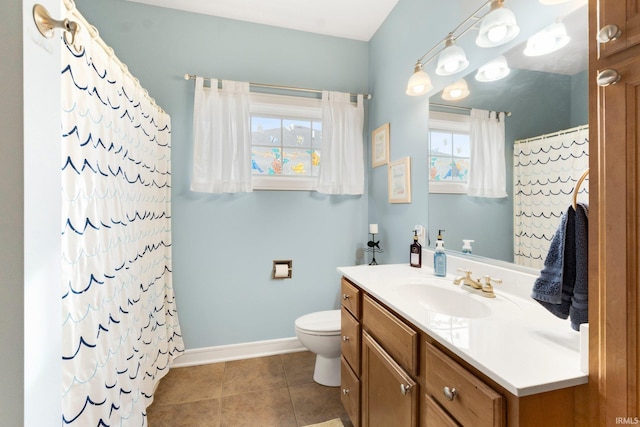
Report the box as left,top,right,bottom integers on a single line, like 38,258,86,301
453,269,501,298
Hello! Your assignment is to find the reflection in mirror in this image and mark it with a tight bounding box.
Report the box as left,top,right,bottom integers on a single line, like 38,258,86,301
428,4,588,267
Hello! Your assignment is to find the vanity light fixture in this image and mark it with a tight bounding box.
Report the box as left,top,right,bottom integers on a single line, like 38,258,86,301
523,19,570,56
406,0,519,97
475,56,511,82
441,79,470,101
406,62,433,96
436,34,470,76
476,0,520,47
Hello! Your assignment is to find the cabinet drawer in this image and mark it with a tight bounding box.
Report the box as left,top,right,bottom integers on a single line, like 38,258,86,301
362,294,418,375
425,394,460,427
341,307,361,375
425,342,504,427
341,278,361,318
341,357,360,427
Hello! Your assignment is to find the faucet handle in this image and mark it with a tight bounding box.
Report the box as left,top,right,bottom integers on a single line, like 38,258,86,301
483,275,502,286
480,275,501,298
456,268,473,278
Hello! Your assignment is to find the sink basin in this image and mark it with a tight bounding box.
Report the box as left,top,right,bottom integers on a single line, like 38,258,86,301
396,283,492,318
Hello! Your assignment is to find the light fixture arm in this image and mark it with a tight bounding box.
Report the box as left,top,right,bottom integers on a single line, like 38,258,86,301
413,0,494,66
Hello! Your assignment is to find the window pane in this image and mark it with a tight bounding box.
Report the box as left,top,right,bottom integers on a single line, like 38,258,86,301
430,131,453,156
430,156,454,181
451,157,469,181
282,148,312,176
252,117,281,146
252,147,282,175
453,133,470,158
283,119,312,148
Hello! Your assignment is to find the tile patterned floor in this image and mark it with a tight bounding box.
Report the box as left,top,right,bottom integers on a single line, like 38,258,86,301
147,351,353,427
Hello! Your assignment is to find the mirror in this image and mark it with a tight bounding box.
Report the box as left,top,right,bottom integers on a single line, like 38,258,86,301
428,4,588,265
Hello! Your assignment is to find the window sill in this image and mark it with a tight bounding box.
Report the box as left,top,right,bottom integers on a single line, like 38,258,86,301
429,181,468,194
253,176,317,191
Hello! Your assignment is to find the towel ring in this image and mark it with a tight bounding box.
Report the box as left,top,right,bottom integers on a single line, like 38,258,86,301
572,168,589,209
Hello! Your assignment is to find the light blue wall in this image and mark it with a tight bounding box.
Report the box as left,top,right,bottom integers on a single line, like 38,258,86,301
75,0,369,349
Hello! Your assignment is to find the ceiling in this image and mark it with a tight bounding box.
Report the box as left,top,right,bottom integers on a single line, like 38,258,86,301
124,0,400,41
124,0,587,75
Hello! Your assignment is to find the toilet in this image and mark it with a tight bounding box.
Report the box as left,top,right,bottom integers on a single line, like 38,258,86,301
294,310,341,387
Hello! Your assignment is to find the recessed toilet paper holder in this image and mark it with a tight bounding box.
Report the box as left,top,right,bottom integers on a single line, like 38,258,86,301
272,260,292,279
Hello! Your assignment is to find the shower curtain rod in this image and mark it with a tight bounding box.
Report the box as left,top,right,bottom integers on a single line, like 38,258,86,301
184,74,372,100
514,124,589,144
33,0,166,114
430,103,512,117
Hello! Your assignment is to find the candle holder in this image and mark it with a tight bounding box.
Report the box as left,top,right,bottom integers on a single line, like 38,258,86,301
364,233,384,265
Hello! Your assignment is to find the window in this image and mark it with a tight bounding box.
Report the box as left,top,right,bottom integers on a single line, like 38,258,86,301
250,93,322,191
428,111,471,194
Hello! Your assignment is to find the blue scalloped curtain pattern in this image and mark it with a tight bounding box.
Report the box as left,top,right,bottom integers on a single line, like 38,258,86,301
60,23,184,426
513,126,589,269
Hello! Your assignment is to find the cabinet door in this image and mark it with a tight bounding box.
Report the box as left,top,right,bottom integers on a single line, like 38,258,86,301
591,56,640,423
597,0,640,58
361,331,417,427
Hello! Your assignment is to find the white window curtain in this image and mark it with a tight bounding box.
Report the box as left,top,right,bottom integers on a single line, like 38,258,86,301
467,109,507,198
190,77,252,193
315,91,365,195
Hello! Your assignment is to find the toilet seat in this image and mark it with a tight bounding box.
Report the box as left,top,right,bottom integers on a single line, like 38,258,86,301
295,310,340,336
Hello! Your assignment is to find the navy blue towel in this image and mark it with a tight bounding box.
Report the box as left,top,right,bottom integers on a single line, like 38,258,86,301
531,203,588,331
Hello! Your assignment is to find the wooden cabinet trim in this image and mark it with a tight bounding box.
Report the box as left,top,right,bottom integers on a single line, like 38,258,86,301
362,294,419,375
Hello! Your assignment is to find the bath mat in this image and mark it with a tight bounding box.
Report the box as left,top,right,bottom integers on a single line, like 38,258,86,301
303,419,344,427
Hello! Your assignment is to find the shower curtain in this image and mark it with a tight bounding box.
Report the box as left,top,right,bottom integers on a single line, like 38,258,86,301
60,8,184,426
513,125,589,269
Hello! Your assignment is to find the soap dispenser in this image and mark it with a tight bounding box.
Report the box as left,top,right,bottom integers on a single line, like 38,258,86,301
410,230,422,268
462,239,474,254
434,230,447,277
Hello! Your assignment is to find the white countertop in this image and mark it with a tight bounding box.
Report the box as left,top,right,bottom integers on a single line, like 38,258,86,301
337,262,588,397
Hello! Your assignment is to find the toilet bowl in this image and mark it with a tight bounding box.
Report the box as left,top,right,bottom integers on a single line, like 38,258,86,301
294,310,341,387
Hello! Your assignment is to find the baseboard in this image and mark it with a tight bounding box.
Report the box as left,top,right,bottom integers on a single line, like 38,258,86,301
170,337,307,367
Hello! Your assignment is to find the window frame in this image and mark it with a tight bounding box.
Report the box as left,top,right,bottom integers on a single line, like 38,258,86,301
250,93,322,191
428,111,471,194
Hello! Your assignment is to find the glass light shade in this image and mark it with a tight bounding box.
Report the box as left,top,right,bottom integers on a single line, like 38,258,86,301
523,21,570,56
441,79,470,101
436,39,469,76
476,4,520,47
475,56,510,82
406,63,433,96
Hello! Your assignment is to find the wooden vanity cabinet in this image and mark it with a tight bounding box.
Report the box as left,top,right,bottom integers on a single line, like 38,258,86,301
340,277,580,427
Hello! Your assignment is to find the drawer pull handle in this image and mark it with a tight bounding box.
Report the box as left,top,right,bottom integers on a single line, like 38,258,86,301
597,24,622,44
342,336,350,342
443,386,457,401
342,388,350,395
400,384,412,395
597,69,621,87
342,293,350,300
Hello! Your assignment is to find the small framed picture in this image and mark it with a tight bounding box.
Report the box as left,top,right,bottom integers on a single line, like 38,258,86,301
372,123,390,168
388,157,411,204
